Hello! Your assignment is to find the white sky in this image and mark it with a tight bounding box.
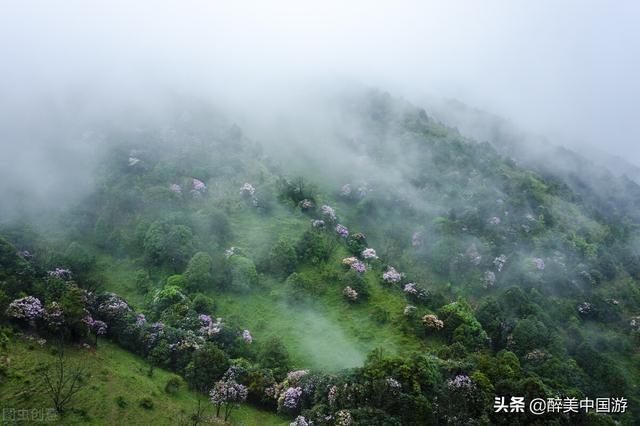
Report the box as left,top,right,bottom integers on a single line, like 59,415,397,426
1,1,639,163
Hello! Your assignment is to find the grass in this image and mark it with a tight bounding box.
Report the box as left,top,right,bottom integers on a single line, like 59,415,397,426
0,336,287,426
89,202,442,371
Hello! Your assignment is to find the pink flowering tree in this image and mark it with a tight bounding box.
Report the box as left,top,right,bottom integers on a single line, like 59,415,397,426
382,266,403,284
6,296,43,326
210,379,248,421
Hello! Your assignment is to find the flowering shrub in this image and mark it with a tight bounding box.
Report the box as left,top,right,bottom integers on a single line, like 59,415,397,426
343,257,366,273
493,255,507,272
447,375,475,392
577,302,594,316
422,314,444,330
128,157,140,166
488,216,501,225
169,183,182,194
48,268,72,280
6,296,43,321
240,183,256,196
282,386,303,409
242,329,253,343
466,245,482,265
382,266,402,283
343,286,359,302
403,282,428,302
361,248,378,260
321,205,337,222
411,232,423,247
340,184,352,197
298,199,314,210
335,410,353,426
311,219,325,229
135,313,147,327
200,316,224,337
351,260,366,273
533,257,545,270
482,271,496,288
404,305,417,317
286,370,309,384
210,379,248,421
43,302,65,329
327,385,338,406
335,224,349,238
224,247,239,258
290,416,309,426
193,178,207,191
386,377,401,390
96,293,131,319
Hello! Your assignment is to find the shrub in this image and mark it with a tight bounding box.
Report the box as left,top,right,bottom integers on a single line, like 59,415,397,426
115,396,128,408
164,376,182,394
139,397,154,409
268,239,297,277
295,230,335,264
185,343,229,392
184,252,213,291
340,270,369,301
143,221,194,269
134,269,152,294
228,256,258,292
190,293,214,314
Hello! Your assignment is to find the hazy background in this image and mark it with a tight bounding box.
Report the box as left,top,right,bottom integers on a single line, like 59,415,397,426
1,0,639,214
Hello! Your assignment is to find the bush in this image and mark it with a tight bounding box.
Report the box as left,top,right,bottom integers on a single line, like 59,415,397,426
340,270,369,301
228,256,258,292
185,343,229,392
134,269,152,294
296,230,336,264
268,239,297,277
258,337,291,379
190,293,214,314
143,221,194,269
184,252,213,291
139,397,154,409
115,396,128,408
164,376,182,394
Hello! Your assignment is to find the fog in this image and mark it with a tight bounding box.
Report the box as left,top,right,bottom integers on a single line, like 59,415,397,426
1,0,639,215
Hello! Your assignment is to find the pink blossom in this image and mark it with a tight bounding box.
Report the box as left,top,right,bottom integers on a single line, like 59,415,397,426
242,329,253,343
335,224,349,238
361,248,378,259
170,183,182,193
240,183,255,196
193,178,206,191
533,257,545,270
321,205,337,222
382,266,402,283
6,296,43,320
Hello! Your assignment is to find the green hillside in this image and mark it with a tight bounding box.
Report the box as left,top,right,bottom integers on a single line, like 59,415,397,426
1,90,639,425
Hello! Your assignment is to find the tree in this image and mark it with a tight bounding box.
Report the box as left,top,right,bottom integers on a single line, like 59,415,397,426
228,256,258,292
184,252,213,291
268,238,297,277
41,345,88,413
185,343,230,392
143,221,194,269
209,378,248,421
258,337,291,379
